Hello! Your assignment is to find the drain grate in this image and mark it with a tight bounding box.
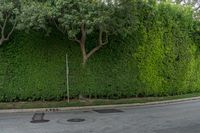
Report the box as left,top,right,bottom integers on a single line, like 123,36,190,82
67,118,85,122
94,109,123,113
30,113,50,123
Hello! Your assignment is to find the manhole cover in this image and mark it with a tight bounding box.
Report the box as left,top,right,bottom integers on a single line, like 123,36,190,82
57,117,94,125
94,109,123,113
67,118,85,122
30,113,50,123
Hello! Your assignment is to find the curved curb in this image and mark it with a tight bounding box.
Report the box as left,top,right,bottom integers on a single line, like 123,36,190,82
0,96,200,114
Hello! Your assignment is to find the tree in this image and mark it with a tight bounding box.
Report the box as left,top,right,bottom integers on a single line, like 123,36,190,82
0,0,50,47
50,0,115,64
0,0,19,46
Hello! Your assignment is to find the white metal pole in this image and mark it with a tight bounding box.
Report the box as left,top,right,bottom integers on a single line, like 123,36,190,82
66,54,70,103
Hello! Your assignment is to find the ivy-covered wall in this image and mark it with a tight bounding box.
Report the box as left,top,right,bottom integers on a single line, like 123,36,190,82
0,1,200,101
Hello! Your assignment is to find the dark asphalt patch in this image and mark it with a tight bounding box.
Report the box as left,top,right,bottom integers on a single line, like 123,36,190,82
93,109,123,113
67,118,85,122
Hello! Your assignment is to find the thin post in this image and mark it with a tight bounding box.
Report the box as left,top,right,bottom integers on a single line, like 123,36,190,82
66,54,70,103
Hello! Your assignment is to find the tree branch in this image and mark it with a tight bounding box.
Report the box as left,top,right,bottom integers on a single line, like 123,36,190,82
86,28,108,59
86,44,104,59
100,30,108,46
68,35,81,44
0,15,9,46
4,21,16,41
1,13,9,37
0,13,16,46
74,36,81,44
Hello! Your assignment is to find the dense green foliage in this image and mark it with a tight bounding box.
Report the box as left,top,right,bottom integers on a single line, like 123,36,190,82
134,2,197,96
0,0,200,101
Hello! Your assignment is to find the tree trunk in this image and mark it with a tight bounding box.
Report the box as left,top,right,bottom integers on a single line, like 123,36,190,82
80,23,88,65
0,40,2,46
0,36,5,47
80,41,87,65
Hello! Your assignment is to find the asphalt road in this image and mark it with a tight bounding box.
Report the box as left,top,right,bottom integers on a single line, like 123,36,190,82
1,100,200,133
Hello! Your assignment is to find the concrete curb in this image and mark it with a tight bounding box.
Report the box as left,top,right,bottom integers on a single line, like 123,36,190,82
1,96,200,114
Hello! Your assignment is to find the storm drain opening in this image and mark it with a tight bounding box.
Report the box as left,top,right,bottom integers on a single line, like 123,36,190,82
30,113,50,123
94,109,124,114
67,118,85,122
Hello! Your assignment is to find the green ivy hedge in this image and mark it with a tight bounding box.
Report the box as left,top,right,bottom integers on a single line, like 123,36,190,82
0,1,200,101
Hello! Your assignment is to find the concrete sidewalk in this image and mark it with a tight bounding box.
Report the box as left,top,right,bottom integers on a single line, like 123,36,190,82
1,96,200,114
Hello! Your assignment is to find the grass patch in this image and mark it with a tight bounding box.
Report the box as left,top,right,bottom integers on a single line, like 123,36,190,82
0,93,200,110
